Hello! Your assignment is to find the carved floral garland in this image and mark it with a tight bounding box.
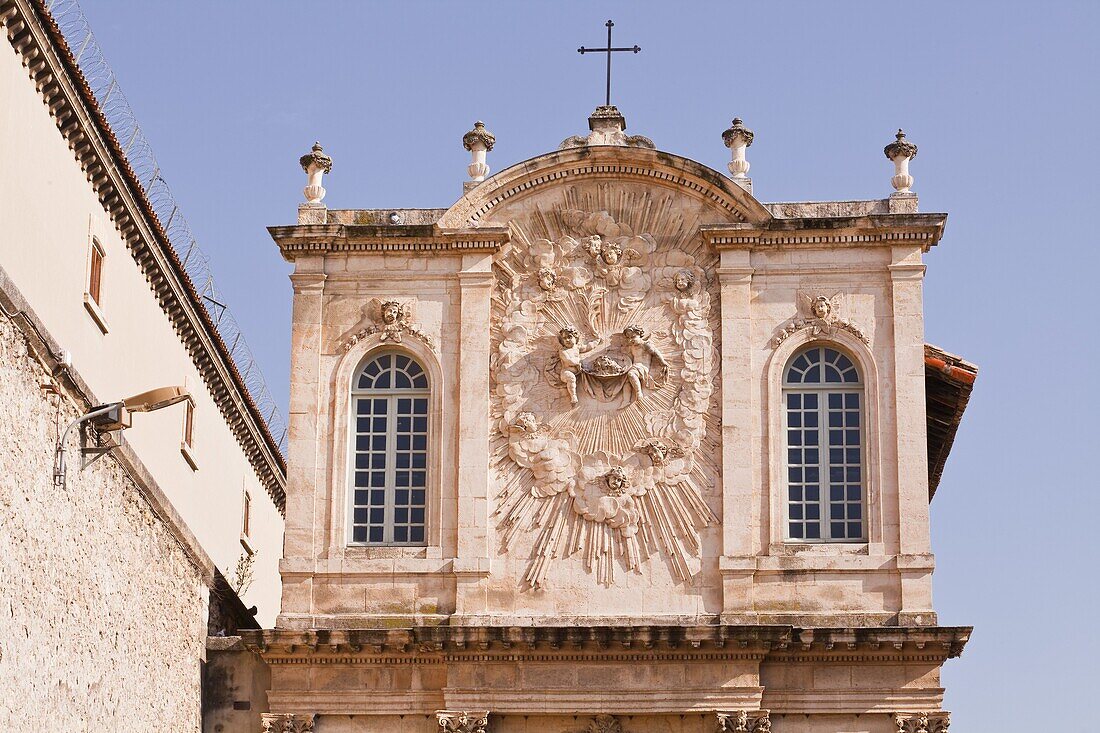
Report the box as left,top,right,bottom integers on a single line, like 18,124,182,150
489,192,720,587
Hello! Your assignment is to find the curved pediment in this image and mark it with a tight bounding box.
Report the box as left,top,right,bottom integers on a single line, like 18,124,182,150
438,145,773,230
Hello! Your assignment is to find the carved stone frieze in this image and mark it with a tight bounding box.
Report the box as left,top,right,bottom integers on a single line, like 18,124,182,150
770,291,869,348
894,712,950,733
715,710,771,733
490,188,720,587
438,710,490,733
341,298,435,351
261,713,316,733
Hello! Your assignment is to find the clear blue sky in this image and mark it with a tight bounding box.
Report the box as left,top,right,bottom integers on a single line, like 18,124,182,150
82,1,1097,728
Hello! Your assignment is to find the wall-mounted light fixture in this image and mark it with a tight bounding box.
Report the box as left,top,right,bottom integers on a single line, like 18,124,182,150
53,386,191,487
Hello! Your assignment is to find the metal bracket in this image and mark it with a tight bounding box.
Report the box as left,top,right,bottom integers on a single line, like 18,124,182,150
79,425,124,472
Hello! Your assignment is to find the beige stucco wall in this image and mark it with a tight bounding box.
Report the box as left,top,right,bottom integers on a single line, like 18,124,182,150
0,36,283,623
0,313,206,729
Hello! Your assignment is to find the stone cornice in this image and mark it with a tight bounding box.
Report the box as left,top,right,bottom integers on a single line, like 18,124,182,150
268,224,510,260
1,0,286,510
239,625,970,664
701,213,947,252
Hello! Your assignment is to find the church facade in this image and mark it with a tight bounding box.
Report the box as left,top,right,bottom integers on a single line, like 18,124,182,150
244,109,975,733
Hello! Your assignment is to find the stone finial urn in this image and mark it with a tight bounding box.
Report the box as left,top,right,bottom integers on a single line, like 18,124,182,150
722,117,754,179
462,121,496,183
884,129,918,194
299,142,333,204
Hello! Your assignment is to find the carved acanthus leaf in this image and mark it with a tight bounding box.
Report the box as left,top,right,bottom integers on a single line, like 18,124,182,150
261,713,316,733
715,710,771,733
438,710,490,733
894,712,950,733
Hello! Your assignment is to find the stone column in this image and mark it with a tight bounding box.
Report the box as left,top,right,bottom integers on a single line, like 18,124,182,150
453,254,494,601
279,268,326,622
717,249,757,621
888,245,936,625
437,710,490,733
261,712,316,732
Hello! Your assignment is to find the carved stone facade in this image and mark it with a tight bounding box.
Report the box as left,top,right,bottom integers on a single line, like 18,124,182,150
253,112,972,732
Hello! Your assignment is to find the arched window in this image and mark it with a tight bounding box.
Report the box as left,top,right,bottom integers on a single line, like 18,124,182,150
783,345,865,542
349,352,429,545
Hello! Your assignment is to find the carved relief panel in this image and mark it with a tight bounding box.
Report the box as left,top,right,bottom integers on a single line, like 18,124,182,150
488,185,723,587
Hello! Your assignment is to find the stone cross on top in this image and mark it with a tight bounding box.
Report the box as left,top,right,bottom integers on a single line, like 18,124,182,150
577,20,640,107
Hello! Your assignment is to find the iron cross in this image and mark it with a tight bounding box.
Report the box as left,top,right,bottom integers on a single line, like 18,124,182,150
578,20,640,107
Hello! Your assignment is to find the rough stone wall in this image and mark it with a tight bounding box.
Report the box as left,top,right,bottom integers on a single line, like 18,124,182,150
0,313,206,730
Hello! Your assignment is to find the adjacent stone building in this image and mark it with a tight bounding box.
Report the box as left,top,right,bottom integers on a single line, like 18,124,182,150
1,1,286,728
244,109,976,732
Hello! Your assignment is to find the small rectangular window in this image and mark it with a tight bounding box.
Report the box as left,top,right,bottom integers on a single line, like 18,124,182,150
179,398,198,470
88,238,104,305
183,399,194,448
242,491,251,537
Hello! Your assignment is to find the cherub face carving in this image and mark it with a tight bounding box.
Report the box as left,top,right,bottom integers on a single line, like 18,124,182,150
537,267,557,292
604,466,629,496
381,300,401,325
558,327,580,348
582,235,603,260
644,440,670,466
811,296,832,320
673,269,695,293
601,241,623,265
512,411,539,435
623,324,646,345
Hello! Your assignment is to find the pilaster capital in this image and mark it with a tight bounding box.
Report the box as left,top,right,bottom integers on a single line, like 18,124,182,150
288,272,327,293
261,712,316,733
715,709,771,733
894,711,950,733
715,266,755,284
437,710,490,733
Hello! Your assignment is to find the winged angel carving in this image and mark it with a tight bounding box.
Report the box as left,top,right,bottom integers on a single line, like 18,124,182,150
341,298,434,351
490,192,721,586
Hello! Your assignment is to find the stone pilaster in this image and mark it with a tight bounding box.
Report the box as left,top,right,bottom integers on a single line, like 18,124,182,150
717,249,756,619
453,253,494,610
715,709,771,733
437,710,490,733
894,712,950,733
279,268,326,622
888,244,936,624
261,712,316,732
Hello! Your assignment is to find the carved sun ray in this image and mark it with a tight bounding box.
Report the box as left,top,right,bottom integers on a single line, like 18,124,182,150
490,185,720,587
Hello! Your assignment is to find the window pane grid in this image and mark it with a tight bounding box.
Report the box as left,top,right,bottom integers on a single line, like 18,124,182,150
784,346,864,543
350,353,429,546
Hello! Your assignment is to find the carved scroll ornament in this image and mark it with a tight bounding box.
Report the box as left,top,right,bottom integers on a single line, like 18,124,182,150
341,298,434,351
490,191,720,587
